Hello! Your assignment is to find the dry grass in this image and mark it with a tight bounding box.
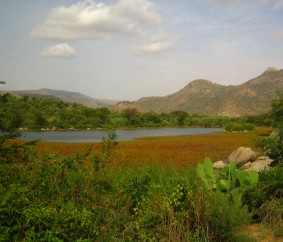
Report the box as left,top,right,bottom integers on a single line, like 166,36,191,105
241,223,282,242
19,127,271,169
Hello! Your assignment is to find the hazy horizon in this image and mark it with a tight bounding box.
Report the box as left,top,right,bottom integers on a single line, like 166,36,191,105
1,0,283,101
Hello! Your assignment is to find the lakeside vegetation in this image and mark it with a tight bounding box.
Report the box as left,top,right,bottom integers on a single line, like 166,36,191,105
1,94,283,241
0,93,271,131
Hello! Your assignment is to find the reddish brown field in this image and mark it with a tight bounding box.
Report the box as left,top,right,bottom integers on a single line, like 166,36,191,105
27,127,272,169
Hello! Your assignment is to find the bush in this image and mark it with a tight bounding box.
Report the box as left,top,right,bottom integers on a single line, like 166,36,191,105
257,122,283,165
261,198,283,237
0,132,37,164
225,123,256,132
243,164,283,221
260,93,283,163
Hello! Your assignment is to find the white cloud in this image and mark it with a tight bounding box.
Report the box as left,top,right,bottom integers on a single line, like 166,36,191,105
31,0,161,41
40,43,76,58
130,32,175,55
131,40,174,55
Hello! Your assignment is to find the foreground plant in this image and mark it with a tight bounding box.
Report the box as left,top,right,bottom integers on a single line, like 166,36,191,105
197,158,258,206
91,128,118,171
195,158,259,240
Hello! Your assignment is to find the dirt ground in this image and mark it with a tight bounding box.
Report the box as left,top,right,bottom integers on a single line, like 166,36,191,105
244,224,283,242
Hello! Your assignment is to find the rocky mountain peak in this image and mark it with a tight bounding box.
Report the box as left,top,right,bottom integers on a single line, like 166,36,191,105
263,66,279,74
182,79,214,90
189,79,213,86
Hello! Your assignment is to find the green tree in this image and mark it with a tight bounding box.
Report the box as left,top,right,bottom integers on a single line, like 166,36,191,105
270,93,283,126
140,112,160,127
171,110,188,126
33,112,47,129
0,94,24,131
122,108,139,126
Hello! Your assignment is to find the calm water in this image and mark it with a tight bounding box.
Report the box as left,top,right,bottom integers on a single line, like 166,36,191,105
20,128,222,143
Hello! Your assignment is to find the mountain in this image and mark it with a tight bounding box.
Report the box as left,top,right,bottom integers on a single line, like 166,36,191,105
1,88,118,108
112,67,283,117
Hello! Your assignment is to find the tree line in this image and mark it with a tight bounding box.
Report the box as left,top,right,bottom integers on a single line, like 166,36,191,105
0,93,271,131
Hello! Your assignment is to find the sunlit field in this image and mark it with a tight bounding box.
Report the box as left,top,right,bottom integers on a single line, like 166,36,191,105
29,127,272,169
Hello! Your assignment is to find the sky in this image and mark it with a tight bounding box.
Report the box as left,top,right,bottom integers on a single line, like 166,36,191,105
0,0,283,101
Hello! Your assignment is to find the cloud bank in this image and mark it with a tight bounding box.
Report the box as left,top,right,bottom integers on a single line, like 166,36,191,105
31,0,161,41
40,43,76,58
32,0,174,56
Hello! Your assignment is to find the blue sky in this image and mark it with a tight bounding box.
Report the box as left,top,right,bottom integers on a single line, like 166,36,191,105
0,0,283,101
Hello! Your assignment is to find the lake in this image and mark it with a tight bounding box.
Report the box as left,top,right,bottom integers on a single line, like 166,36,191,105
20,128,222,143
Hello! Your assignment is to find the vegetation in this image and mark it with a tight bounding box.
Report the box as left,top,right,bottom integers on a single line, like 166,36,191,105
30,129,264,167
1,126,282,241
224,123,256,132
258,93,283,163
1,93,269,130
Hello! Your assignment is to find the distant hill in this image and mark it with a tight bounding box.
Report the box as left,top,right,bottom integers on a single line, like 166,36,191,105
112,67,283,117
1,88,118,108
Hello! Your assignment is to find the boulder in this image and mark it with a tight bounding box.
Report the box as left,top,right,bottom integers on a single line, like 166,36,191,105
213,160,226,169
228,147,256,167
242,161,252,169
245,156,274,172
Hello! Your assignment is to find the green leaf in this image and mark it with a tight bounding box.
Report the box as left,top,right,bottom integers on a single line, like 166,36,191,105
248,170,259,184
219,179,229,191
237,170,247,188
197,164,206,183
204,157,214,179
230,162,237,181
221,165,230,179
231,188,243,207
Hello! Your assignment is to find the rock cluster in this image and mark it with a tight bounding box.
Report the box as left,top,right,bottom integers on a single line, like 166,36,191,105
213,147,274,172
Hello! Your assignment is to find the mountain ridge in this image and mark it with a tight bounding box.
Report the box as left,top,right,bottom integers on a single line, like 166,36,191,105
0,88,118,108
112,67,283,117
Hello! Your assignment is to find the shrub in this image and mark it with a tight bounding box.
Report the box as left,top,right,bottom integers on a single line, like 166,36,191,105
258,126,283,163
0,132,37,163
261,198,283,237
243,164,283,221
225,123,256,132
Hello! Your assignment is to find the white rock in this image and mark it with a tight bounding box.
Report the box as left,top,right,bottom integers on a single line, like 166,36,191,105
213,160,226,169
245,156,274,172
